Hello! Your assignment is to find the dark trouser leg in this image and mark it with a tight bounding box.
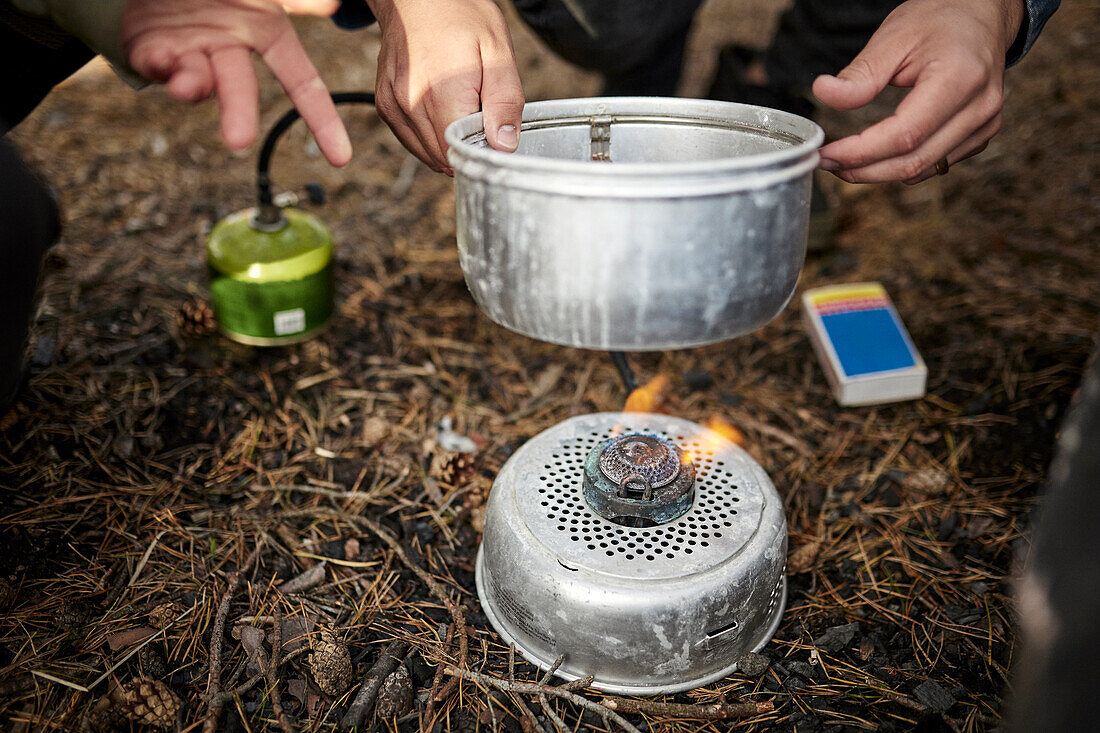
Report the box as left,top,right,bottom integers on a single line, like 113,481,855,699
1009,344,1100,731
510,0,703,95
0,14,93,410
708,0,904,115
0,139,60,409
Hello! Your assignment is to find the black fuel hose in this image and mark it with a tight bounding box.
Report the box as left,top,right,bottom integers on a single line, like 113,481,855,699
256,91,376,210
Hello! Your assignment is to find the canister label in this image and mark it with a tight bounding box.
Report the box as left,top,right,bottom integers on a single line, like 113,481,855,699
209,262,333,344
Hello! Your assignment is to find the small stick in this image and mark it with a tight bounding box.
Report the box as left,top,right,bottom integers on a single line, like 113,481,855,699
443,665,641,733
538,655,565,686
213,647,309,706
203,539,264,733
277,562,326,595
599,697,774,720
509,648,548,733
539,694,569,733
339,639,409,730
558,676,595,692
267,605,296,733
511,690,547,733
423,624,454,729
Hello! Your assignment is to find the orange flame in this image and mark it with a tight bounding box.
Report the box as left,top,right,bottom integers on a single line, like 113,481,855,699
623,374,670,414
680,414,748,465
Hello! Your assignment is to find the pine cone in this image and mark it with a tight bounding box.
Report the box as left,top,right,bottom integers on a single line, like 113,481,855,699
374,664,413,721
56,599,92,632
109,678,180,730
140,644,169,680
428,450,478,487
147,601,181,630
310,625,352,696
176,299,217,339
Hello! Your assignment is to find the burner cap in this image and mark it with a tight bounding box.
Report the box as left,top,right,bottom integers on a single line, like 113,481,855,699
583,432,695,526
598,434,681,492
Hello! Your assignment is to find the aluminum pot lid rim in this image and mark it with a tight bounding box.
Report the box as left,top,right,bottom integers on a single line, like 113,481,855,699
444,96,824,177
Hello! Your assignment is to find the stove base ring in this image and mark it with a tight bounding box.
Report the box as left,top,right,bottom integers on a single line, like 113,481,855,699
475,547,788,695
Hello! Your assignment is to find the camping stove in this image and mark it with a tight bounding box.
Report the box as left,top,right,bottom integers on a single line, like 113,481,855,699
475,413,787,694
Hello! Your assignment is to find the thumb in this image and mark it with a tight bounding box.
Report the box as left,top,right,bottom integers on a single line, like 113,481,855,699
812,32,901,111
480,61,524,152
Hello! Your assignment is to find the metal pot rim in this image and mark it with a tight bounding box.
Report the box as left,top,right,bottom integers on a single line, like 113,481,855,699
445,96,824,177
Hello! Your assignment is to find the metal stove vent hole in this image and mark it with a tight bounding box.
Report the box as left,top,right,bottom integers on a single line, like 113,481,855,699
538,427,741,563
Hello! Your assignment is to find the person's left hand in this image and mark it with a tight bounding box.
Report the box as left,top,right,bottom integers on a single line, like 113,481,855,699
812,0,1025,184
121,0,353,166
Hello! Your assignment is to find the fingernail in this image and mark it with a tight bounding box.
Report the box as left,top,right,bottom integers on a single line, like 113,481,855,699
819,158,839,171
496,124,518,151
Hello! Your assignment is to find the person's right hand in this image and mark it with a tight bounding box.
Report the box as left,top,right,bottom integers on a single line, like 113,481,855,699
122,0,352,167
366,0,525,175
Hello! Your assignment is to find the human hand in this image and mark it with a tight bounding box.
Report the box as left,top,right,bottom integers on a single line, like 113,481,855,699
812,0,1025,184
122,0,353,166
367,0,524,174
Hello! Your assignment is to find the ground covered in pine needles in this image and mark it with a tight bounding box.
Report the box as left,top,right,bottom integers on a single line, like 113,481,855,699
1,1,1098,731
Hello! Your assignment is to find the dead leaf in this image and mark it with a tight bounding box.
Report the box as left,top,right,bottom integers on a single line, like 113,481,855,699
361,417,390,447
286,677,309,708
902,468,951,497
280,616,316,654
529,364,564,401
234,625,266,674
106,627,157,651
967,516,996,539
343,538,360,562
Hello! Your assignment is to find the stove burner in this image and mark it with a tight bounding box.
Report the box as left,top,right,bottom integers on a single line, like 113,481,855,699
598,434,681,495
583,432,695,526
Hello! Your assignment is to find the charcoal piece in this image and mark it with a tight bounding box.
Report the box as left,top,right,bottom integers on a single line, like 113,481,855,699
913,679,956,713
814,622,859,653
736,651,770,677
682,370,714,391
787,660,816,679
719,391,743,407
937,513,959,541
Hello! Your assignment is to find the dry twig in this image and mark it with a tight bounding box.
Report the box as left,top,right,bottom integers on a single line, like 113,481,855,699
599,696,775,720
339,638,409,730
266,605,296,733
443,665,642,733
202,539,264,733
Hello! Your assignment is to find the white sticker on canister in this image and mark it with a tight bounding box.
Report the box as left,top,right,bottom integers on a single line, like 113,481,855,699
273,308,306,335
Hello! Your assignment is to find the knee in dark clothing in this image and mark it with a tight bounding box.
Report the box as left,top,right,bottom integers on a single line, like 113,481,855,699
0,139,60,399
512,0,702,77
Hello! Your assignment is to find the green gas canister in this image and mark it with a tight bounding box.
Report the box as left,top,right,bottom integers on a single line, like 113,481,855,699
207,206,334,346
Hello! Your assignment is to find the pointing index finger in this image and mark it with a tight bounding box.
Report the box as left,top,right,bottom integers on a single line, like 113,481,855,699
261,27,352,166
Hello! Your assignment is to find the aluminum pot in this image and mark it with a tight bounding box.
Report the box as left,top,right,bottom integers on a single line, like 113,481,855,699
445,97,824,351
